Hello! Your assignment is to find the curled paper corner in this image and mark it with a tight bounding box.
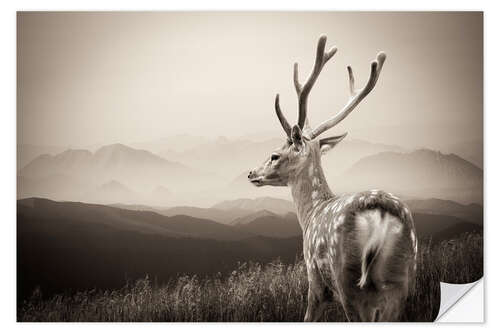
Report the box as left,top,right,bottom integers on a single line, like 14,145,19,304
436,278,483,322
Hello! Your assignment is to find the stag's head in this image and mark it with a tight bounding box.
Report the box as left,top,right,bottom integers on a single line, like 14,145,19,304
248,35,386,187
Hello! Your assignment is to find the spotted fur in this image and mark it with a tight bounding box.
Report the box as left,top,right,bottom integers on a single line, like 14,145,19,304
300,190,417,321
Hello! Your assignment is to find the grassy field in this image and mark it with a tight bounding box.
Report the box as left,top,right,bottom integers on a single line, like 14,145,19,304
18,232,482,322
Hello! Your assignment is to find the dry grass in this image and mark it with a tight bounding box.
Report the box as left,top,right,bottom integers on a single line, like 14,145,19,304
18,232,482,322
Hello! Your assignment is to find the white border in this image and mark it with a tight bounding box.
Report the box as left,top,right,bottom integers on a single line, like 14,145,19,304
2,1,496,331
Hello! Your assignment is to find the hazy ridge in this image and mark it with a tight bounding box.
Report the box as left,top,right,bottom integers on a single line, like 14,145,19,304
17,136,483,206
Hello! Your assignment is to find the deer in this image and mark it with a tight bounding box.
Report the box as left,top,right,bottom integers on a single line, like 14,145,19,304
248,35,418,322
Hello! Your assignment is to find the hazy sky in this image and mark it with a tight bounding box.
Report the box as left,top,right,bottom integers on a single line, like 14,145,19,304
17,12,482,149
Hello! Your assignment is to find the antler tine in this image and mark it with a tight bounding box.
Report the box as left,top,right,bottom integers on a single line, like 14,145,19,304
274,94,292,137
310,52,386,139
295,35,338,130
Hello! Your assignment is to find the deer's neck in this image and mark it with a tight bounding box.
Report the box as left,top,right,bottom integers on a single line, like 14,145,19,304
289,158,334,233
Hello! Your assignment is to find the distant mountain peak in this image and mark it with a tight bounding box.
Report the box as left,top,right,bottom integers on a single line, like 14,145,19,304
94,143,152,156
340,148,483,204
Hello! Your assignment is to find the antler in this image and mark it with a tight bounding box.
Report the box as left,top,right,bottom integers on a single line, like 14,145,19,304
274,35,337,137
309,52,386,139
273,36,385,140
294,35,337,130
274,94,291,137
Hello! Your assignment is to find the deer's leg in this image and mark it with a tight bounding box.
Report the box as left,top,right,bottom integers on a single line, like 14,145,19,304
304,273,329,322
304,286,328,322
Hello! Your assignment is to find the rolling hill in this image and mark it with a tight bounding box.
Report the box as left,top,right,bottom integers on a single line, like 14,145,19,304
18,198,250,241
162,206,252,225
232,211,301,238
17,198,302,302
405,198,482,225
17,197,481,303
213,197,295,215
230,209,278,226
108,203,253,225
412,212,481,242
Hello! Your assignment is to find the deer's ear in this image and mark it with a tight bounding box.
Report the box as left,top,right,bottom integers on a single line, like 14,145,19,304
291,125,304,150
319,133,347,154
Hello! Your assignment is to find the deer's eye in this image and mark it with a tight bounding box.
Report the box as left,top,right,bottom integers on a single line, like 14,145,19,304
271,153,280,161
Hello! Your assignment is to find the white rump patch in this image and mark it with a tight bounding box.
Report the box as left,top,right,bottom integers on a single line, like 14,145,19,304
355,209,403,288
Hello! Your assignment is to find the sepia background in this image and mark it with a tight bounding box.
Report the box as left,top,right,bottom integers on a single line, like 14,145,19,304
17,12,483,322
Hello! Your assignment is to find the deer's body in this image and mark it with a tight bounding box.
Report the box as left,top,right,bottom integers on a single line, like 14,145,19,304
288,143,417,321
249,35,417,321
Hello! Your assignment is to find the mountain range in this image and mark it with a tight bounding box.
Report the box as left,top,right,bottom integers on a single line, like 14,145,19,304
17,144,68,170
17,197,482,302
143,136,408,179
20,143,190,181
17,144,212,204
17,136,483,206
335,149,483,204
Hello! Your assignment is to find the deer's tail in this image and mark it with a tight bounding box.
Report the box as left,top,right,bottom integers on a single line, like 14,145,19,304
358,241,383,289
355,210,410,291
